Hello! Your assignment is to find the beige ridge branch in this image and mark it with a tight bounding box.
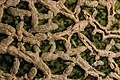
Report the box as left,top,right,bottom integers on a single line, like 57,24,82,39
0,0,120,79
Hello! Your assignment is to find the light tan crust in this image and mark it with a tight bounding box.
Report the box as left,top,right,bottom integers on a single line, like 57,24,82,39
0,0,120,80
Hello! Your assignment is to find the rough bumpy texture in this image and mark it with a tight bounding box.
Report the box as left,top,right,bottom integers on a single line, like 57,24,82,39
0,0,120,80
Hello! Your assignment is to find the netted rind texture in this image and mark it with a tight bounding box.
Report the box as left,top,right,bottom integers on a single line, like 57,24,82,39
0,0,120,80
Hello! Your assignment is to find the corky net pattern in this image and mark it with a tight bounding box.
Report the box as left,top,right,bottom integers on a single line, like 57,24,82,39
0,0,120,80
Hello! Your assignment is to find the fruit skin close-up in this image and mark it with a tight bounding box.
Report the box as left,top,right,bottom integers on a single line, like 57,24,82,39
0,0,120,80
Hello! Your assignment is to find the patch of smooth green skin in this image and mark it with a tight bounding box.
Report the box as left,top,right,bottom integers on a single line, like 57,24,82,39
40,40,51,53
92,34,111,50
118,0,120,2
114,57,120,68
114,38,120,43
81,5,95,15
39,19,48,25
114,38,120,52
114,14,120,20
55,40,67,52
82,24,95,41
109,22,120,30
53,0,59,1
23,16,32,31
52,13,74,33
10,37,18,47
95,5,108,26
115,1,120,10
83,75,97,80
83,24,110,50
16,59,33,77
24,43,33,51
34,69,44,79
80,49,96,65
68,65,85,79
95,57,113,77
0,54,14,73
70,33,84,48
16,1,29,10
110,45,120,53
2,9,21,28
0,33,8,41
45,58,67,75
34,2,49,13
78,11,86,20
64,0,77,11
